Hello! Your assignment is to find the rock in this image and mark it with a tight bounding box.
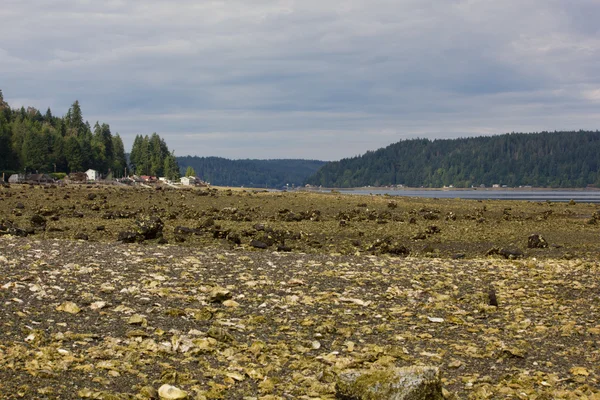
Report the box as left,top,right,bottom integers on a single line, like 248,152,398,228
486,247,524,259
250,239,268,249
90,301,107,310
277,245,292,252
452,253,465,260
528,234,548,249
87,193,97,200
118,231,139,243
96,225,105,231
30,214,46,228
222,299,239,308
226,232,241,245
488,287,498,307
128,314,146,325
135,215,164,240
207,326,234,342
208,288,232,303
158,384,188,399
74,233,89,241
126,329,149,338
425,225,440,234
139,385,159,399
499,247,524,259
336,366,443,400
15,202,24,209
56,301,81,314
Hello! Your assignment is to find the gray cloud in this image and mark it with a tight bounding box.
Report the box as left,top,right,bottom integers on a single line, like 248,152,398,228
1,0,599,160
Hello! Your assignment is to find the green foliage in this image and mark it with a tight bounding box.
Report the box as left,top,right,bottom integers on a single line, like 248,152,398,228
177,157,326,188
185,166,196,177
306,131,600,188
129,133,177,177
163,152,181,181
111,134,127,177
50,172,67,180
0,91,178,179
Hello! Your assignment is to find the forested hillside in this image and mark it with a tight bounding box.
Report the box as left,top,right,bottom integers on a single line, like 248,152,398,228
177,156,326,188
306,131,600,188
0,90,179,180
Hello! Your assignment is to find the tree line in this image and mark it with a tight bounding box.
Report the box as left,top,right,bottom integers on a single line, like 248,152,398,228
305,131,600,188
0,90,179,181
177,156,326,188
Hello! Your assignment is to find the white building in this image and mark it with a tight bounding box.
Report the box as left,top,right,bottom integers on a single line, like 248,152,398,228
86,169,99,181
181,176,197,186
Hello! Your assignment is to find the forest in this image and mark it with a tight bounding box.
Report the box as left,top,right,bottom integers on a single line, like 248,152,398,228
0,90,179,181
305,131,600,188
176,156,326,188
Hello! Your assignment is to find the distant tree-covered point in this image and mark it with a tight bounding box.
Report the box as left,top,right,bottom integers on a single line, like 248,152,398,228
177,156,326,188
305,131,600,188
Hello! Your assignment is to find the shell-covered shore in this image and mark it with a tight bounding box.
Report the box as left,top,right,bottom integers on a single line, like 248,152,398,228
0,185,599,399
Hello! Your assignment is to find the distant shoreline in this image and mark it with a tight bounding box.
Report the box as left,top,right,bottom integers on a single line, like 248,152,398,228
302,186,600,192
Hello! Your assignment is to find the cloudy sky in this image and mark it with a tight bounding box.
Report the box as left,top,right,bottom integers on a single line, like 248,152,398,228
2,0,599,160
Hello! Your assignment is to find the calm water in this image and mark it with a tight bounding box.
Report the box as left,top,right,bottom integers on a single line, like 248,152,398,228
315,189,600,203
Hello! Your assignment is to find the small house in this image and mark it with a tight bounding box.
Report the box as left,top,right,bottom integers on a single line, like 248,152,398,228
27,174,54,184
8,174,25,183
86,169,99,181
140,175,157,183
181,176,197,186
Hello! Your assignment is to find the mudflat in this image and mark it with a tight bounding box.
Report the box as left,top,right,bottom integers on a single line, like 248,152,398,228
0,184,599,399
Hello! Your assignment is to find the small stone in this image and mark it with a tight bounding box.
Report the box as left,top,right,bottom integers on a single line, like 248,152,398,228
222,299,239,308
126,329,150,338
139,386,159,399
74,233,89,241
56,301,81,314
158,384,188,399
128,314,146,325
90,301,107,310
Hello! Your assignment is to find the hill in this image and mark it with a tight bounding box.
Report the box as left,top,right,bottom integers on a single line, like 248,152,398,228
177,156,326,188
305,131,600,188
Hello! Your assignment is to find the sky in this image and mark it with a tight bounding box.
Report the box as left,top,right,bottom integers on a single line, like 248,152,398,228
1,0,600,161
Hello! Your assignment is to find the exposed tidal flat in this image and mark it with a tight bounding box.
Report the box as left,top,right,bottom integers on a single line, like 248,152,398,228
1,184,599,399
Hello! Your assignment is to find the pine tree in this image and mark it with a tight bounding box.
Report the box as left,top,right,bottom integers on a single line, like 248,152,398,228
163,152,180,181
185,166,196,177
112,134,127,177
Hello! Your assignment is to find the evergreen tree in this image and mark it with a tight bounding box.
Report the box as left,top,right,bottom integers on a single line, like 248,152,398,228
163,152,180,181
111,134,127,177
64,136,83,172
185,166,196,177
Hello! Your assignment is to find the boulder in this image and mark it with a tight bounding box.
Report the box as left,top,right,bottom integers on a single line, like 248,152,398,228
250,239,268,249
528,234,548,249
336,366,443,400
118,231,139,243
135,215,164,240
30,214,47,228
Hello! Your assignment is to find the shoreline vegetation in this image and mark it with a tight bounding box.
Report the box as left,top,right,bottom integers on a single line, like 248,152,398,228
0,184,599,398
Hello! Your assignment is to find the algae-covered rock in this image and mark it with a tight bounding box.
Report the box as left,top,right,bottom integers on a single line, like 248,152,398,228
527,234,548,249
135,215,164,240
336,366,443,400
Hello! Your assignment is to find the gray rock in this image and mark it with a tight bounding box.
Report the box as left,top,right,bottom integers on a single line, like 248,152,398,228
336,366,443,400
